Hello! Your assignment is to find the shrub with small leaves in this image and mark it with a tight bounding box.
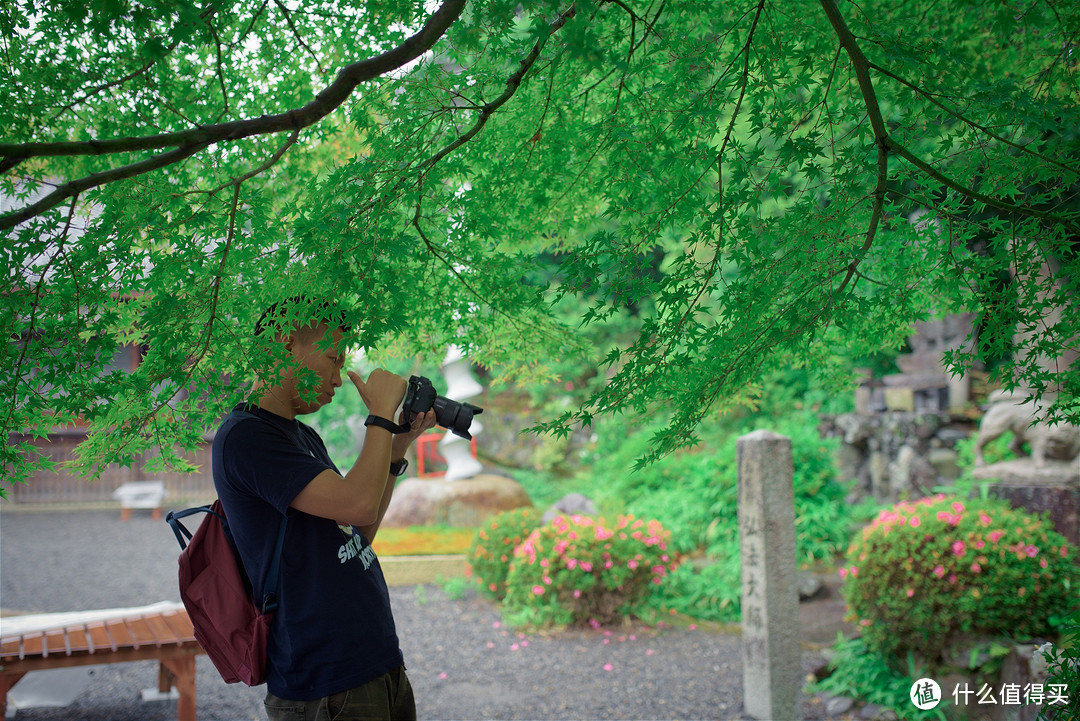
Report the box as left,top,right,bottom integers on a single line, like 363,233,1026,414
502,514,677,629
842,494,1079,670
466,507,542,600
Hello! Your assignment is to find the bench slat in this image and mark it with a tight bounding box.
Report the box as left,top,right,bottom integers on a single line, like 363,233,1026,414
144,614,175,646
123,617,159,648
64,626,92,655
44,630,67,657
160,611,194,642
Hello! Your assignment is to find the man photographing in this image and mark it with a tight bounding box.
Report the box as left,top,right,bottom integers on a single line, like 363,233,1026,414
212,298,436,720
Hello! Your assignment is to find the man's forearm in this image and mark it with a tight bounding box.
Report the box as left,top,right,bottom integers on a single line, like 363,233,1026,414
359,471,400,542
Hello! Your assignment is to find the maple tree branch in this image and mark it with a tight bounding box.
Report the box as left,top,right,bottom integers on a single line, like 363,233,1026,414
1,143,211,231
869,61,1078,176
887,139,1080,234
820,0,889,297
0,0,465,229
1,0,462,162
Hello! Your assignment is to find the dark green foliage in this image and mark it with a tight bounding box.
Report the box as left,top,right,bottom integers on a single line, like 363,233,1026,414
1038,605,1080,721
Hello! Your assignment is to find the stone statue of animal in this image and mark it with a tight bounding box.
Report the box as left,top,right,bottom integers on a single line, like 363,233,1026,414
974,392,1080,468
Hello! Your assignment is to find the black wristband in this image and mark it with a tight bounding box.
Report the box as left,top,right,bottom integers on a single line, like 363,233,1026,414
364,415,410,434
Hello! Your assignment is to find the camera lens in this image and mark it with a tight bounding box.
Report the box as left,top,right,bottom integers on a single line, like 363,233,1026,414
432,397,483,439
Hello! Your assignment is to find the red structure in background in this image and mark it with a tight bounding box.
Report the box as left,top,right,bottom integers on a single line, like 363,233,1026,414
415,432,478,478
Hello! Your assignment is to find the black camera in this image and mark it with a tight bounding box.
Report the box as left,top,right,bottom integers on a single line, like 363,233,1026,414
402,375,483,440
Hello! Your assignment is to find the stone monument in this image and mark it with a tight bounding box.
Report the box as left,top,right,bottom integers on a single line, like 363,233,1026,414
737,430,800,721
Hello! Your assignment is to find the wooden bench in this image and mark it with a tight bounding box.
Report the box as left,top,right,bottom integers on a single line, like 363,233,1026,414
0,602,203,720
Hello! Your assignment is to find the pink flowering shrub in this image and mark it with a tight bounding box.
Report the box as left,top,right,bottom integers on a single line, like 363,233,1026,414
502,514,678,629
466,507,542,600
842,494,1079,668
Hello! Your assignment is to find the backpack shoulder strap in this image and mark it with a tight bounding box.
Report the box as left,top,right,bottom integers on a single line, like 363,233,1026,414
165,505,219,551
166,500,289,613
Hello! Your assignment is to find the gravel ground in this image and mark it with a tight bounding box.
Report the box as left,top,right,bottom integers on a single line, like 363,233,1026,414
1,508,852,721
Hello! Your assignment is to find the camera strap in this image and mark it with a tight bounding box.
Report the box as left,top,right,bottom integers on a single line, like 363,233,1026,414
364,414,410,434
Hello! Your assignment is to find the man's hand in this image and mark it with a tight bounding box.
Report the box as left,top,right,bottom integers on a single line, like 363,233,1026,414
347,368,406,418
392,409,438,459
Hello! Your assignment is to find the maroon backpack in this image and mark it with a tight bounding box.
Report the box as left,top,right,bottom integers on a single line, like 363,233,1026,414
166,499,287,686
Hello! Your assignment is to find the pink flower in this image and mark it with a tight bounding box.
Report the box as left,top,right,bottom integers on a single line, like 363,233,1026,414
1026,545,1039,557
979,511,993,527
1040,559,1049,569
566,558,578,570
532,585,545,596
988,530,1004,543
839,568,848,579
628,560,639,570
1061,547,1070,558
937,511,960,527
952,541,966,557
603,663,614,672
971,563,982,573
580,561,594,573
906,588,915,598
573,589,582,598
952,501,965,514
910,516,921,528
933,565,946,578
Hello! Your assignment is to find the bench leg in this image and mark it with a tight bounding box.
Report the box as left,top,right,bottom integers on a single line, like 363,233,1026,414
0,673,27,719
161,656,197,721
158,661,175,693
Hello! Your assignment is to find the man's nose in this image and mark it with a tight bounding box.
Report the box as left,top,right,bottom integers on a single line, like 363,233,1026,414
332,369,343,387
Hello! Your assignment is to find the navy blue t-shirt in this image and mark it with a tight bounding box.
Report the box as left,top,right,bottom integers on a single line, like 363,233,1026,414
211,404,403,700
